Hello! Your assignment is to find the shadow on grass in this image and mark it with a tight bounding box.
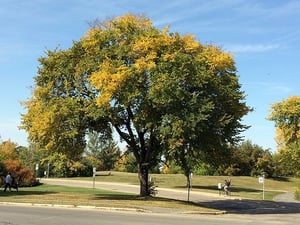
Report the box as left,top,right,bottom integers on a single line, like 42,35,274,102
271,177,290,182
0,190,57,197
96,173,113,177
92,194,171,202
175,185,261,194
92,194,174,202
92,194,202,207
185,185,300,214
201,199,300,214
0,184,57,197
91,193,300,215
93,194,141,201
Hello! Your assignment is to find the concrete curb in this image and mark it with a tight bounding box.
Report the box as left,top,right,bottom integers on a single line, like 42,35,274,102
181,210,227,215
0,201,225,215
0,202,156,213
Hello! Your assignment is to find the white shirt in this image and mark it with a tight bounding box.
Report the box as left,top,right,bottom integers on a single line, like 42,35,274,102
5,174,12,184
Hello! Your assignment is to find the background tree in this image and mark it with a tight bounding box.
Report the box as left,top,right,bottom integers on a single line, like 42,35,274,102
161,159,183,174
17,142,47,173
84,131,105,170
115,152,139,173
225,140,275,176
0,139,18,161
41,152,74,177
21,14,251,196
85,131,121,171
98,139,121,171
269,96,300,176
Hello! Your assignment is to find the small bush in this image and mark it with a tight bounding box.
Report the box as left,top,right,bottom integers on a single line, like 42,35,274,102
1,160,39,187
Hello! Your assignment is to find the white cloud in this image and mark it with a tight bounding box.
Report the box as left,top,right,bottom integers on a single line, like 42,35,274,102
245,81,292,93
225,43,280,53
269,85,292,94
232,0,300,19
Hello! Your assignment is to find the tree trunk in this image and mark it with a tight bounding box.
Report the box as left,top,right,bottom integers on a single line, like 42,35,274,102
138,164,149,196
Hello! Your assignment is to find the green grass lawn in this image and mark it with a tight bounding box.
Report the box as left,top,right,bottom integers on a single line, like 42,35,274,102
73,171,300,200
0,184,214,212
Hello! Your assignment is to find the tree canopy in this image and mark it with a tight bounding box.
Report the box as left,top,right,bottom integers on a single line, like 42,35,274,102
21,14,251,196
269,96,300,145
269,95,300,175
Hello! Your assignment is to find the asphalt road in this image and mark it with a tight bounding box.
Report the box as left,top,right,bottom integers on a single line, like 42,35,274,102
1,205,300,225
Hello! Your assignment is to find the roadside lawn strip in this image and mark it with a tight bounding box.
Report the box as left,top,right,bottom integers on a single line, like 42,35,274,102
0,184,219,213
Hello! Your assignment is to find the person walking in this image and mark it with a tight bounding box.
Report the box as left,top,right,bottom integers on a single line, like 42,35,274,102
223,179,231,196
4,172,12,192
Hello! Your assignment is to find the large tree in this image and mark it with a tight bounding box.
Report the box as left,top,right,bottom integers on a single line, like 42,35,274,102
269,96,300,175
21,14,251,196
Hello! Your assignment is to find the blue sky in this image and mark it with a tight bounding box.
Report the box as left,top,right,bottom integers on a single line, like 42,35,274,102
0,0,299,152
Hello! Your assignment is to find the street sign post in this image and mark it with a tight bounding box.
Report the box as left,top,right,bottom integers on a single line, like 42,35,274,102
35,164,39,178
258,173,265,200
187,173,193,202
93,167,96,189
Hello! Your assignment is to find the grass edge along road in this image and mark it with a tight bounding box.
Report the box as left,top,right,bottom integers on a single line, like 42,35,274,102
0,184,218,213
1,172,299,212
